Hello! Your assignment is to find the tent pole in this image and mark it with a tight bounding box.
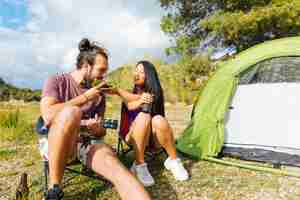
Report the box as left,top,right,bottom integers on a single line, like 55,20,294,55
204,156,300,178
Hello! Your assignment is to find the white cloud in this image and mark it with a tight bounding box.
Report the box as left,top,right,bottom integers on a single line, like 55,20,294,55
62,48,78,70
0,0,170,89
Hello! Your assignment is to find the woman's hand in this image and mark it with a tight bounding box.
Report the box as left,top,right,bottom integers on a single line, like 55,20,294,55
139,92,153,104
101,86,119,95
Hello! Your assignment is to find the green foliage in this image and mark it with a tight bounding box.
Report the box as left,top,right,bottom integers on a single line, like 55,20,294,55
166,35,201,56
0,78,41,102
108,64,134,90
201,0,300,49
159,0,300,56
0,109,20,128
180,55,214,80
108,56,214,104
0,108,36,143
223,0,272,11
0,149,17,161
160,0,222,56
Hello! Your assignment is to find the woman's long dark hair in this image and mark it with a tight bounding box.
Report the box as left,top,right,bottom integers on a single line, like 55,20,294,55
135,60,165,117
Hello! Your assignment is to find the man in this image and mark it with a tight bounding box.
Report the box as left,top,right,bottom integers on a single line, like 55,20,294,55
40,38,151,200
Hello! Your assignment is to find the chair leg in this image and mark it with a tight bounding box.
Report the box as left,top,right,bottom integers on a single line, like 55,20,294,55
117,137,123,156
43,161,49,198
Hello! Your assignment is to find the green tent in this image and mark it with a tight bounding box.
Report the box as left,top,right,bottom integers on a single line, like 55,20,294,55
176,36,300,162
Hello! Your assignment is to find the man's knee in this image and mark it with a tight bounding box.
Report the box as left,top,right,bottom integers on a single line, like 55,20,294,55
89,144,118,167
49,106,81,138
103,152,119,169
60,106,82,120
54,106,82,126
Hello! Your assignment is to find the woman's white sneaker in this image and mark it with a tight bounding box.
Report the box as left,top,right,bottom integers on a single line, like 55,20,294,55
131,162,155,187
164,157,189,181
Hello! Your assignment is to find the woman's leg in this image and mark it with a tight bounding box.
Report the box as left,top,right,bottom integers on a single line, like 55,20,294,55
128,112,151,164
151,115,189,181
127,112,155,187
151,115,177,159
87,144,151,200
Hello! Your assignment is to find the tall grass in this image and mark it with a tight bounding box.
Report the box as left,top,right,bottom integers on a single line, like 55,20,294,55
0,109,20,128
0,108,36,143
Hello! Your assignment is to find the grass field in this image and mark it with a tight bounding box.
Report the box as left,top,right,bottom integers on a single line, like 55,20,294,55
0,101,299,200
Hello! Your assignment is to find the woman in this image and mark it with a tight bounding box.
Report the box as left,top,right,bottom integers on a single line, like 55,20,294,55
116,60,189,187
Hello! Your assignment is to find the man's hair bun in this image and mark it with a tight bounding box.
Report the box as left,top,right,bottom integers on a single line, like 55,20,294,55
78,38,91,52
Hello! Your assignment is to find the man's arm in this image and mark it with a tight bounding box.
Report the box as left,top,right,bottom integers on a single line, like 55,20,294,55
41,85,103,126
40,94,88,126
83,95,107,137
40,75,92,125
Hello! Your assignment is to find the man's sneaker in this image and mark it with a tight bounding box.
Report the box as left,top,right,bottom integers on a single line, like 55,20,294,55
131,162,155,187
45,184,64,200
164,157,189,181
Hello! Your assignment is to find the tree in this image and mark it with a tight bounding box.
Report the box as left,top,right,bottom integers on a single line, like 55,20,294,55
0,78,5,85
160,0,222,56
0,77,42,102
160,0,300,56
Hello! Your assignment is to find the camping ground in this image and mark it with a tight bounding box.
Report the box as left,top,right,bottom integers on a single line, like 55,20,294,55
0,101,299,200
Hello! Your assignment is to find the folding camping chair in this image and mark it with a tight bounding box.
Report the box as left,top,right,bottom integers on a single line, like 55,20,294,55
35,117,118,198
36,107,165,198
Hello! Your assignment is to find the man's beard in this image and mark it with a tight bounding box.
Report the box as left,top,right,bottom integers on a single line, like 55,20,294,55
85,79,93,89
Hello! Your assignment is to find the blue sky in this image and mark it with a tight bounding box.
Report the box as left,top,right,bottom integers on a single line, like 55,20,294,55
0,0,27,28
0,0,171,89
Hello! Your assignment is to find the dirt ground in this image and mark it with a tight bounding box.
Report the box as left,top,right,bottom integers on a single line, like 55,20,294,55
0,102,299,200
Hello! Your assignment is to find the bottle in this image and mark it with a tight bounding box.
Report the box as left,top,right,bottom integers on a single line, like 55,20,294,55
141,102,152,113
38,137,49,161
141,93,154,113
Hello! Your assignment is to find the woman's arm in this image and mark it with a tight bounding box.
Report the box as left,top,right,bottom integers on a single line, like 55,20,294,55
126,93,153,111
126,99,143,110
116,88,140,103
114,88,143,110
110,87,152,110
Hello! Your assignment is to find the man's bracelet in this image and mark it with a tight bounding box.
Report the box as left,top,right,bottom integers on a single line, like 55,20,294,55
82,93,89,102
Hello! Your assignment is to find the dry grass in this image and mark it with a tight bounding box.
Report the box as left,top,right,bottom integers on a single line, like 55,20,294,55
0,102,299,200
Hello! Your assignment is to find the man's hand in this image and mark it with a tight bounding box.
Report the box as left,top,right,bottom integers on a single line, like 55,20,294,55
84,81,108,101
85,114,106,137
